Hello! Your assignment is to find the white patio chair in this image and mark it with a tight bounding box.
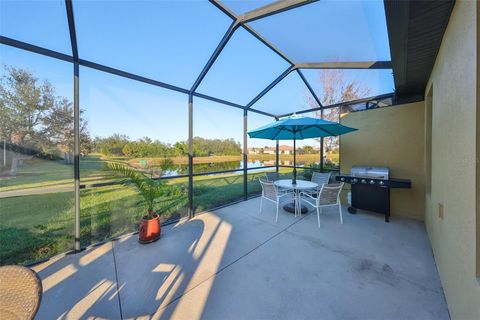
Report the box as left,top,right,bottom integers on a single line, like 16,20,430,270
301,182,344,228
312,171,331,188
265,172,280,182
265,172,289,194
259,178,293,222
304,171,332,195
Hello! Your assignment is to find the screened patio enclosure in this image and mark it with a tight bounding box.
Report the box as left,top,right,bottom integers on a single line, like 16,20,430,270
0,0,401,265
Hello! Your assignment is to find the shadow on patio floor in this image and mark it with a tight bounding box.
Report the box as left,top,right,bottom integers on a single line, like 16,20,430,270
33,198,449,320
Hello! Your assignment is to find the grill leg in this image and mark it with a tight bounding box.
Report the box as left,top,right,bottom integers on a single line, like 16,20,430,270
385,188,390,222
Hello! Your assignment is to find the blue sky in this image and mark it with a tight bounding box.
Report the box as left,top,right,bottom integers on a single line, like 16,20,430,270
0,0,393,148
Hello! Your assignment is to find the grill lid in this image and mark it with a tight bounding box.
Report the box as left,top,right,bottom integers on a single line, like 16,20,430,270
351,166,389,180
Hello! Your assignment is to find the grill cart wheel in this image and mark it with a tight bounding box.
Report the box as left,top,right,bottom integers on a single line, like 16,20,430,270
348,207,357,214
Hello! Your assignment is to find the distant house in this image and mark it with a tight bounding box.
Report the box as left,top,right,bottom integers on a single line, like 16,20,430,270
279,145,294,155
248,146,277,155
263,147,276,155
248,145,295,155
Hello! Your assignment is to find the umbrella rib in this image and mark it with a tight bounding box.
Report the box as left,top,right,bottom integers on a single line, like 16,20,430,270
272,127,283,140
274,126,294,139
318,125,339,137
297,124,339,137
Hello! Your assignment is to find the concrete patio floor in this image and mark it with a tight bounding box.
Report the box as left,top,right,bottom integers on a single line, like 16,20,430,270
32,198,449,320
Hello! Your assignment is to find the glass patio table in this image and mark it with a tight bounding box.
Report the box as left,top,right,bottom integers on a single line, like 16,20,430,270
274,179,318,216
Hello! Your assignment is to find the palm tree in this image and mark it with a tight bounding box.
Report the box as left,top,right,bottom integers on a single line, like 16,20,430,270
107,162,179,219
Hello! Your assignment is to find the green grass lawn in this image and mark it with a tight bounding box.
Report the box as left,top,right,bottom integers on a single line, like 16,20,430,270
0,153,318,265
0,190,75,265
0,181,190,265
0,154,120,192
0,158,73,191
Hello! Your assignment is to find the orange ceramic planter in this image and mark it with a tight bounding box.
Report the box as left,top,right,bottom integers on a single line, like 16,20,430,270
139,213,160,244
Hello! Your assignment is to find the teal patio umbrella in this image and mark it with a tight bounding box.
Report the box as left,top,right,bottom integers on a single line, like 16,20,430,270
248,115,357,184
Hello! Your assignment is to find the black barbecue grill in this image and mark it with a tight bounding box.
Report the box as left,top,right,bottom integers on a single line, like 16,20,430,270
336,166,411,222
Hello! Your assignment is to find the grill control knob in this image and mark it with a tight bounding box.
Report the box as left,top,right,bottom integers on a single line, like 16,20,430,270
369,180,375,185
340,177,345,181
361,179,366,184
379,181,385,186
352,178,358,183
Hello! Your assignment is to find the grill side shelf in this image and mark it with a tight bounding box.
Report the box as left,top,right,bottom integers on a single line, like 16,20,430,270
389,178,412,188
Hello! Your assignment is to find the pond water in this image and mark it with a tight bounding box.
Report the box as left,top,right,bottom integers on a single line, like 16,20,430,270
149,159,325,177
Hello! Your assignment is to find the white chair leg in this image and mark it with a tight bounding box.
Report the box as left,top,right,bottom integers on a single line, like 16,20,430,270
275,201,279,222
316,206,321,228
293,196,296,217
338,204,343,224
295,196,299,217
298,195,302,216
295,191,302,217
259,196,263,214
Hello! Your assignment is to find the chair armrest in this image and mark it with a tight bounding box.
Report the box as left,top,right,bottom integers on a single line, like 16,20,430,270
300,191,316,200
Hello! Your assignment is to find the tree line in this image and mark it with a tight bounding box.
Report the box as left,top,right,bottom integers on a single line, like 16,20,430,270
95,135,241,158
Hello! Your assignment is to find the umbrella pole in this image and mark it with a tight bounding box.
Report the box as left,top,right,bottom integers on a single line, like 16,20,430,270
293,138,297,185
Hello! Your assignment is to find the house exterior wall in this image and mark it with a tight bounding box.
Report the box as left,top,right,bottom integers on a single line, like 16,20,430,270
339,102,426,220
424,1,480,319
477,0,480,283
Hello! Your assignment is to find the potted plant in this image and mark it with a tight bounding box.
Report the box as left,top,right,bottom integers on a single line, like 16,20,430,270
108,163,178,244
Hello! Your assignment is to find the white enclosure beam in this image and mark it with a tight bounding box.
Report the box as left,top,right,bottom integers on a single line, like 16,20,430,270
238,0,318,23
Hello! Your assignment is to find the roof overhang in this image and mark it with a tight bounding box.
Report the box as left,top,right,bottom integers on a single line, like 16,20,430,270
384,0,455,101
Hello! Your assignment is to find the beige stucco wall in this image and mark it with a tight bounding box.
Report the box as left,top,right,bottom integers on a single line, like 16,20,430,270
340,102,425,220
424,1,480,319
477,0,480,281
